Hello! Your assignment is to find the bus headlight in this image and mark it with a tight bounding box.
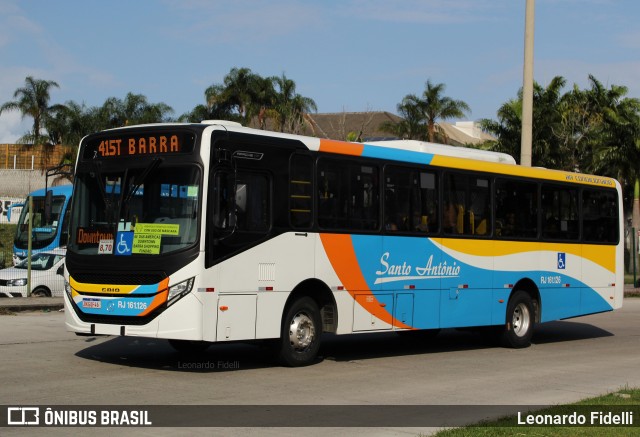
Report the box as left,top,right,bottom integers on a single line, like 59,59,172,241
167,277,195,306
7,278,27,286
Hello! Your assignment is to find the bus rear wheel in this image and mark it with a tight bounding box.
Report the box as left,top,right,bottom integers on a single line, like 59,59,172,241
501,291,535,348
278,297,321,367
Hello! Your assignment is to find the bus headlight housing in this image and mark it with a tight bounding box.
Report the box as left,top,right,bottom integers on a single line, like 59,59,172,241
7,278,27,286
167,277,195,306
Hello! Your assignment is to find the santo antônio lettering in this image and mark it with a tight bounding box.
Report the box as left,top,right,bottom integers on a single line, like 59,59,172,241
97,134,181,157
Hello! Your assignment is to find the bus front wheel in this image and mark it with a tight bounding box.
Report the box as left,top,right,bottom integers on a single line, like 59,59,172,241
501,291,535,348
278,297,321,367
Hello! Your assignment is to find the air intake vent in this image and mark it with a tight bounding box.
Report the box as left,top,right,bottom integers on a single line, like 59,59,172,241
72,272,166,285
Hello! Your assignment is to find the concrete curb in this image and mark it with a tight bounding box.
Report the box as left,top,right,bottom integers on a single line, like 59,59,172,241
0,297,64,313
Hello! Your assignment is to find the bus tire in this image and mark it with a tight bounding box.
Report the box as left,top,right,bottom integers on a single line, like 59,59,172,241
168,339,210,354
501,291,535,348
278,297,321,367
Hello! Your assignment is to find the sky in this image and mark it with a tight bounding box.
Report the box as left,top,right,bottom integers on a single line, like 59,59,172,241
1,0,639,143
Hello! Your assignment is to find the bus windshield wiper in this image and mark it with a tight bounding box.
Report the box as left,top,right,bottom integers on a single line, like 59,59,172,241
125,158,162,204
118,158,163,223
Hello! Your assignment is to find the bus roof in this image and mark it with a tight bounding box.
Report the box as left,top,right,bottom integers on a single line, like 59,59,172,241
27,184,73,197
365,140,516,164
85,121,619,190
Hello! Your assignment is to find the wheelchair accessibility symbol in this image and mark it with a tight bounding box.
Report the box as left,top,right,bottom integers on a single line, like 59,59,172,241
115,231,134,256
557,252,566,270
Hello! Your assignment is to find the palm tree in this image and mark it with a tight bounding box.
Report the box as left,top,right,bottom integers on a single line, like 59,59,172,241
481,76,567,167
419,79,471,142
202,68,275,126
94,93,173,129
272,73,317,133
44,101,97,150
0,76,61,144
0,76,65,167
379,94,428,140
479,98,523,158
383,80,470,144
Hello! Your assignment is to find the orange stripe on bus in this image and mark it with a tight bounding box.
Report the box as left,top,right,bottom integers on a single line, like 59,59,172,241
319,139,364,156
139,277,170,317
319,233,412,329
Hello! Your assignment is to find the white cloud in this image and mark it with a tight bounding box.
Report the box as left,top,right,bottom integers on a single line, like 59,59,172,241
0,111,29,144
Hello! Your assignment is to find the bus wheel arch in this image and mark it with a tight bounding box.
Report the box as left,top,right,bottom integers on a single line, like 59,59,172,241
285,279,337,334
502,280,539,348
277,279,335,367
511,278,540,323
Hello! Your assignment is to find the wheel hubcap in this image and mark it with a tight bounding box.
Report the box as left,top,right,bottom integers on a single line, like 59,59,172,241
289,312,315,351
512,303,530,337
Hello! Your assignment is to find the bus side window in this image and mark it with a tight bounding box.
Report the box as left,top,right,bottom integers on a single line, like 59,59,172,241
495,178,537,239
235,172,270,232
541,184,578,241
442,172,490,237
582,188,618,243
289,154,313,229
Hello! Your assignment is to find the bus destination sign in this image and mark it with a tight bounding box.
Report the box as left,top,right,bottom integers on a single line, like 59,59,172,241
84,132,195,159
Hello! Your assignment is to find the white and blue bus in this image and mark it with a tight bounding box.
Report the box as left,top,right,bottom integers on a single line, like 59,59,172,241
10,184,73,265
64,121,623,366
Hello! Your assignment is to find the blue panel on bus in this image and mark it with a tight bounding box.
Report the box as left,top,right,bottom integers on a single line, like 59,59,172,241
321,233,615,330
581,288,613,315
361,144,434,165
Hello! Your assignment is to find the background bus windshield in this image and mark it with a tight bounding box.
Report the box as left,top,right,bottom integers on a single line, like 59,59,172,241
15,195,67,250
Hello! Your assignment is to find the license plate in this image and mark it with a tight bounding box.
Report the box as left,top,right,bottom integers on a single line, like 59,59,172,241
82,298,101,309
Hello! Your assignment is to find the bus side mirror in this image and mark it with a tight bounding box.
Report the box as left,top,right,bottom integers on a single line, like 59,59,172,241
44,190,53,223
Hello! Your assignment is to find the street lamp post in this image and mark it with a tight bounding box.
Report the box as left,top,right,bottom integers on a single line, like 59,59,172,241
520,0,535,167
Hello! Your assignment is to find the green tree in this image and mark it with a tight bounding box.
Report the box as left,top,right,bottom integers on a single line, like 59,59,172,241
480,76,566,167
584,77,640,201
381,79,470,143
93,93,173,129
194,68,316,133
0,76,61,145
200,68,273,126
481,75,640,174
379,94,428,140
479,98,522,158
0,76,66,167
420,79,471,142
272,73,317,133
45,101,95,148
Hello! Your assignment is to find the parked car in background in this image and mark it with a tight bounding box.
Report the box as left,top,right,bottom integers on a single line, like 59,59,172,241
0,249,66,297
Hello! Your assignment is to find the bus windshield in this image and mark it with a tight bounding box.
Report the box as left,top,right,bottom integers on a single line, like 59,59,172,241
15,194,67,250
68,163,201,255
